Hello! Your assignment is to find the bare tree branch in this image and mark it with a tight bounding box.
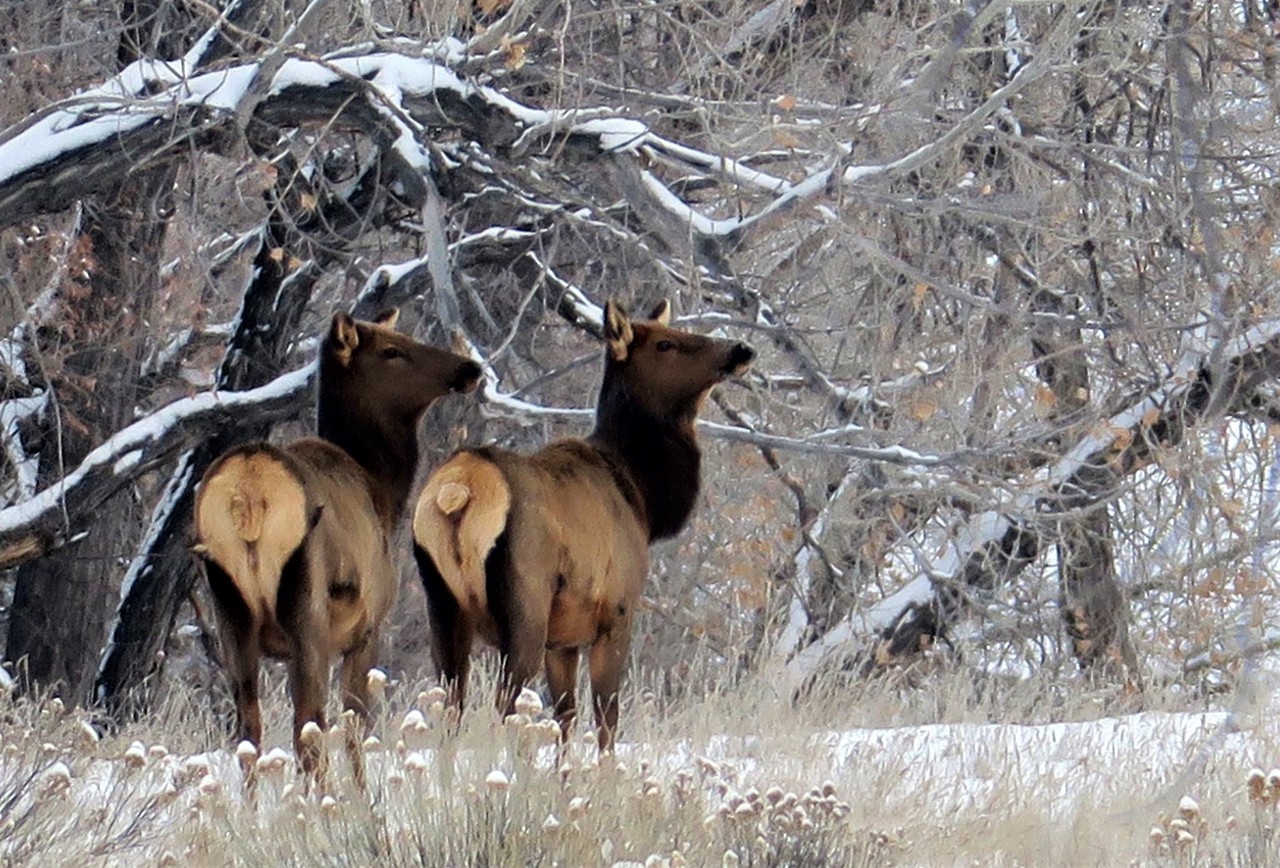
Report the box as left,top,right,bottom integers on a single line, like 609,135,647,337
0,365,312,571
767,317,1280,695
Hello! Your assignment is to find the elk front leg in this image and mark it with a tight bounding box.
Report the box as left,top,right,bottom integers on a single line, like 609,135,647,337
589,621,632,754
544,647,579,743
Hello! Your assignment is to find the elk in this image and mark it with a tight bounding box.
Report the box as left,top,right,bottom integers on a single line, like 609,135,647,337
412,299,754,751
194,310,482,782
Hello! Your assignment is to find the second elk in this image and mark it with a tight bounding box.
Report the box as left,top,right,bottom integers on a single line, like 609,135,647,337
194,310,481,784
413,300,754,750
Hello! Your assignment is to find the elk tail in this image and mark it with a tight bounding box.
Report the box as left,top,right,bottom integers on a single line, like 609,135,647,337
195,446,310,613
413,451,511,611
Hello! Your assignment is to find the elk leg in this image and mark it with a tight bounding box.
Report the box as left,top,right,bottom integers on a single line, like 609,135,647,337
544,647,579,742
202,559,263,780
278,549,328,782
416,543,474,712
227,628,263,771
338,629,379,789
493,597,548,719
482,533,547,716
498,624,546,718
588,623,632,754
288,638,329,782
223,622,263,790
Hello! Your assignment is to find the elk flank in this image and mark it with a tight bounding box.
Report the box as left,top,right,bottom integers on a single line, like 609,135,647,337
413,299,754,750
194,309,481,782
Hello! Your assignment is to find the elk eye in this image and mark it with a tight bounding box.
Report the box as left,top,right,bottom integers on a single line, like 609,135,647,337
655,340,676,352
381,346,407,361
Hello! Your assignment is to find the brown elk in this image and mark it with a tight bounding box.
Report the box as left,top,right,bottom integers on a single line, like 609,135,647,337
194,310,482,781
412,300,754,751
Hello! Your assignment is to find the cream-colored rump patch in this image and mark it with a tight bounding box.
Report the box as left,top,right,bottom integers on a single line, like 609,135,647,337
195,452,308,619
413,452,511,613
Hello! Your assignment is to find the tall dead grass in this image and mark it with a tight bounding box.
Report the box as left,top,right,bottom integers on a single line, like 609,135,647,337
0,656,1278,866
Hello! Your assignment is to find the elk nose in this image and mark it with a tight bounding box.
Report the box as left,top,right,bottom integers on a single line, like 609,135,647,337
452,361,484,393
726,342,755,373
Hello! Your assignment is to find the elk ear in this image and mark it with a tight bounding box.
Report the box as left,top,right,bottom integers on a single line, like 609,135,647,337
373,308,400,329
603,300,634,361
330,311,360,366
648,299,671,326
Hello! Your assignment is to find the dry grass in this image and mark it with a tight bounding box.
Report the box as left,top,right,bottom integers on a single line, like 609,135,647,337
2,658,1280,867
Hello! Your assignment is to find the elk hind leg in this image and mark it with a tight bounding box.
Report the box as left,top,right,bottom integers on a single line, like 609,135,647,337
279,548,329,784
485,539,547,719
416,543,475,716
338,629,380,789
545,647,579,743
497,623,546,719
227,629,264,786
203,558,264,785
287,639,329,785
588,622,632,754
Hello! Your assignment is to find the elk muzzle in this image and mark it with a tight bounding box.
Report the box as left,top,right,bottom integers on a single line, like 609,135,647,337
451,361,484,393
723,342,755,377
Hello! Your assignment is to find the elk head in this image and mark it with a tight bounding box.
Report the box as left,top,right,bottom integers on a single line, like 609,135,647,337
323,309,483,425
601,299,754,423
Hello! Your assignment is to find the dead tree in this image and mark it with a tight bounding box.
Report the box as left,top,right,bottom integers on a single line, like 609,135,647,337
5,0,271,700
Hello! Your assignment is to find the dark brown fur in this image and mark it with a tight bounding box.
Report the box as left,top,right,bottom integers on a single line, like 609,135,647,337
413,300,753,750
194,310,481,782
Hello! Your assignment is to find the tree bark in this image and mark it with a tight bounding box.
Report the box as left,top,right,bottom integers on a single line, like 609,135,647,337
5,164,175,701
1029,281,1138,679
5,0,278,704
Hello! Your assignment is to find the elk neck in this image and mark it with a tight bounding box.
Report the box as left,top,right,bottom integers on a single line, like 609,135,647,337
316,381,418,531
589,377,702,542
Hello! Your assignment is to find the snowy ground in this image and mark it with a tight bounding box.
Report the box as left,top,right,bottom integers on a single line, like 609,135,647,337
4,682,1279,866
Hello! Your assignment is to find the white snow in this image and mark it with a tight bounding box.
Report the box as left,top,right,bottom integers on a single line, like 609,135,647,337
1,704,1269,866
645,136,793,195
0,61,257,187
0,393,46,502
571,118,649,154
639,171,743,237
364,257,428,289
452,227,537,250
0,111,158,185
111,449,144,476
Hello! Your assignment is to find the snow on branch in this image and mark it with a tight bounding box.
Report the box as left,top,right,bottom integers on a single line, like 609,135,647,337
765,317,1280,694
0,22,1057,260
0,365,312,570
